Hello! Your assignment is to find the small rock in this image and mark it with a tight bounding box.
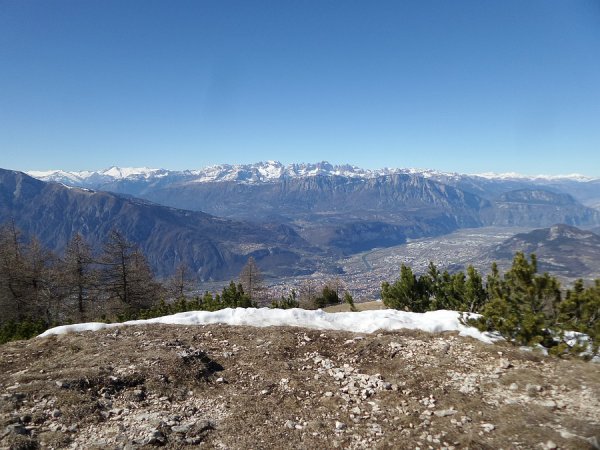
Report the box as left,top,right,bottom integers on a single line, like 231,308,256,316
333,371,345,381
109,408,123,416
285,420,296,429
539,399,557,410
133,389,145,400
509,383,518,391
3,423,29,437
498,359,512,369
324,391,334,397
543,440,558,450
172,424,191,434
55,380,69,389
480,423,495,433
434,409,457,417
188,419,213,437
51,409,62,418
146,429,166,445
335,421,347,430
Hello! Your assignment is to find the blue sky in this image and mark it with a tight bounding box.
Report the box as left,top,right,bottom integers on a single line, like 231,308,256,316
1,1,599,175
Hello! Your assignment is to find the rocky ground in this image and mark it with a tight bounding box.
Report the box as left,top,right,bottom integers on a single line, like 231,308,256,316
1,324,599,449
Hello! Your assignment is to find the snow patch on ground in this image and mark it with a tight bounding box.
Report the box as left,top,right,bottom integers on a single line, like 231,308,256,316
38,308,497,343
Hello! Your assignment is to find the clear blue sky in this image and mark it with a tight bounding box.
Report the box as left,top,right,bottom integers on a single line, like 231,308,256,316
1,1,599,175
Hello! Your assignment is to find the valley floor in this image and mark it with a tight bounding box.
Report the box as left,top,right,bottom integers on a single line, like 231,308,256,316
2,324,600,449
266,227,534,300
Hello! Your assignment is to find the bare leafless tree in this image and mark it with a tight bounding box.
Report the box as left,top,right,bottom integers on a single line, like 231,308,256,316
0,221,28,322
298,279,317,309
167,263,196,300
99,229,159,315
239,256,264,303
60,233,97,321
24,236,57,323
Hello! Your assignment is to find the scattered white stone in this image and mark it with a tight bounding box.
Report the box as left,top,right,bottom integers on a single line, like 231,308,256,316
335,421,347,430
526,384,542,396
480,423,495,433
498,359,512,369
538,399,557,409
434,409,457,417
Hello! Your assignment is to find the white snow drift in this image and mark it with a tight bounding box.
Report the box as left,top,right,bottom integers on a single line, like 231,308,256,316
38,308,496,343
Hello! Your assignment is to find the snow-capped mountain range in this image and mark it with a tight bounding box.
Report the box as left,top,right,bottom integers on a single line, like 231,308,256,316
27,161,597,186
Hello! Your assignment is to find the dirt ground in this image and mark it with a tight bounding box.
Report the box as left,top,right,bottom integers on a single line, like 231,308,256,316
324,301,387,313
1,323,599,450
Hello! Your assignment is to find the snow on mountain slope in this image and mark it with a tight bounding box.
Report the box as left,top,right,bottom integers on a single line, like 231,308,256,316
101,166,168,179
27,169,94,184
472,172,595,182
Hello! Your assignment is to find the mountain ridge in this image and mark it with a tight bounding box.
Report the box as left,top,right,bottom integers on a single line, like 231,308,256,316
27,161,600,186
27,162,600,214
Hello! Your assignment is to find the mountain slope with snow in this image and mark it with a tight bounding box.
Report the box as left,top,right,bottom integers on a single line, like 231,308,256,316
27,161,599,187
27,162,600,213
23,162,600,256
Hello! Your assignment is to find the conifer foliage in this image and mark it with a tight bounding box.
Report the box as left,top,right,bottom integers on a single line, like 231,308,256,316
382,252,599,356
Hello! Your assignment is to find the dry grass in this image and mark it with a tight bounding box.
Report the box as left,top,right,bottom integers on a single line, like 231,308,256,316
1,324,599,449
323,300,387,313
